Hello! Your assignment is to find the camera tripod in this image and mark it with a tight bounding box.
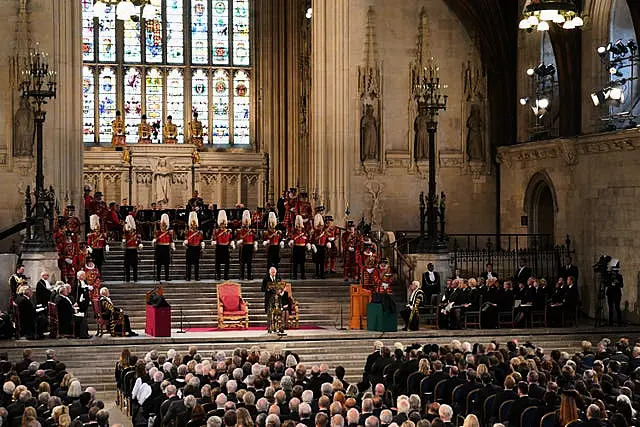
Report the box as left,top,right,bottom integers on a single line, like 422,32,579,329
594,271,608,328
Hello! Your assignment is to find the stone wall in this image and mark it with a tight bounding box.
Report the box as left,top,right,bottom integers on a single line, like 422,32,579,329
498,129,640,322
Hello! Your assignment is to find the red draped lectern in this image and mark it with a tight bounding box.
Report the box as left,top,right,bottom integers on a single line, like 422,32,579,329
350,285,372,329
145,287,171,337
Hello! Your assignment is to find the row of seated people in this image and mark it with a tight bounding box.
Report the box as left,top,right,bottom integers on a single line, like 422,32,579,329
0,348,113,426
432,275,580,329
7,278,137,340
361,337,640,427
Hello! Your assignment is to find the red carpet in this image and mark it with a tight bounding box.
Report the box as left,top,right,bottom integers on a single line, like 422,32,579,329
183,325,325,333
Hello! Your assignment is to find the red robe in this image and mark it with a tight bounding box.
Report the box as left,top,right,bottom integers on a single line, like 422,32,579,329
185,229,204,247
83,265,101,302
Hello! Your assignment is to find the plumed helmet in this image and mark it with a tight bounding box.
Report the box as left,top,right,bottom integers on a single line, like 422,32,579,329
160,213,170,229
217,210,228,226
295,215,304,229
242,209,251,226
90,214,100,231
314,213,324,227
125,214,136,231
268,211,277,228
188,211,199,228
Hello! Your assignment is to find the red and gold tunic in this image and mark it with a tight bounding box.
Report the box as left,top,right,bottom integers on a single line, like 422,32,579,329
213,228,233,245
291,229,309,246
360,252,379,288
58,238,80,282
185,229,204,247
86,231,106,249
154,229,173,245
325,225,339,257
284,197,300,232
236,227,256,244
309,227,328,247
376,269,394,294
83,265,101,302
264,228,283,246
342,230,358,265
124,230,141,248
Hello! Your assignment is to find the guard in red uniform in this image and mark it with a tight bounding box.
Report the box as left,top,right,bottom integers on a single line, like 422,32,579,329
86,214,109,272
184,212,205,281
64,204,82,236
342,221,359,282
153,213,175,282
360,243,379,290
263,212,284,270
299,190,313,232
324,216,339,274
376,258,393,294
236,210,258,280
122,214,143,282
90,192,109,231
284,188,300,235
58,232,80,284
289,215,310,280
83,257,101,303
212,210,235,280
310,214,330,279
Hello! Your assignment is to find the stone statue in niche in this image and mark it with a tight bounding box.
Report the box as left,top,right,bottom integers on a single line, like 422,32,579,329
466,103,484,161
152,157,173,206
360,104,379,161
414,104,430,161
13,97,34,157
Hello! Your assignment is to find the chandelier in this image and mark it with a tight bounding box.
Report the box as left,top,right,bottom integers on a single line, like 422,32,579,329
519,0,584,31
93,0,161,21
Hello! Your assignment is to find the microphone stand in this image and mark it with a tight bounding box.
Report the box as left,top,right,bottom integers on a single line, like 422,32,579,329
337,303,347,330
176,308,186,333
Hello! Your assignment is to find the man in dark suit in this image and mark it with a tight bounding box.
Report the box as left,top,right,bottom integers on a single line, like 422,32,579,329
361,341,383,387
507,382,540,427
421,263,441,302
277,191,287,222
491,375,517,419
16,286,43,339
55,285,76,336
35,272,53,311
480,263,499,282
15,349,33,374
422,360,448,395
513,258,532,287
158,385,180,427
527,371,545,400
261,267,282,314
561,257,579,283
473,373,501,414
395,349,419,396
442,366,465,405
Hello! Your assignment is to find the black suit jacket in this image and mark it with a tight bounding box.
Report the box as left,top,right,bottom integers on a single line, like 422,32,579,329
513,266,532,286
421,271,441,295
507,396,540,427
491,389,517,418
15,358,33,374
56,295,75,336
562,264,579,282
480,271,499,282
36,279,52,308
17,295,36,337
528,383,545,400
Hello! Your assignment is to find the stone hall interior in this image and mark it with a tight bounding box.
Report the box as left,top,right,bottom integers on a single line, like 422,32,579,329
1,0,640,425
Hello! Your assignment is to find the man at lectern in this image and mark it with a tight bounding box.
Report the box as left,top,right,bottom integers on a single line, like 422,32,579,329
261,267,282,314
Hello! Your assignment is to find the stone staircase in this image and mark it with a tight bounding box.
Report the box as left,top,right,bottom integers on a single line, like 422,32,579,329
102,242,321,282
105,279,353,329
4,328,637,403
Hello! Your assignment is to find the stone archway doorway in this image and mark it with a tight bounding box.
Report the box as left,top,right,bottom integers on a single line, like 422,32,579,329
524,172,557,248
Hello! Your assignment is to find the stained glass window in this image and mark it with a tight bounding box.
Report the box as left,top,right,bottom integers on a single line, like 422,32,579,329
98,67,117,144
191,1,209,64
233,70,250,144
98,6,116,62
82,0,252,146
212,70,230,144
166,69,184,143
145,8,163,63
82,66,95,143
212,1,229,64
124,68,142,144
191,69,209,136
124,8,142,63
146,68,163,143
81,0,94,61
166,0,184,63
232,0,250,66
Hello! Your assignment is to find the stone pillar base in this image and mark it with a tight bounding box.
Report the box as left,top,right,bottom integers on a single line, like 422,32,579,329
21,251,60,288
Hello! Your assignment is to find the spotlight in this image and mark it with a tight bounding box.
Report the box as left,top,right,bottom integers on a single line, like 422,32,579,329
614,39,628,55
609,67,623,77
591,90,605,106
628,40,637,53
526,68,535,76
609,86,624,101
520,97,529,106
305,7,312,19
597,46,607,55
537,98,550,110
545,64,556,76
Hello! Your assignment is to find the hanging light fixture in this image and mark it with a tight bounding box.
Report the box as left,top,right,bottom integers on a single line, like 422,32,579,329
92,0,157,21
519,1,584,31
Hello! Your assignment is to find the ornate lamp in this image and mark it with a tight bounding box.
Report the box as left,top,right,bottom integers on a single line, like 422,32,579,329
411,57,447,249
92,0,161,21
19,43,57,250
519,0,584,31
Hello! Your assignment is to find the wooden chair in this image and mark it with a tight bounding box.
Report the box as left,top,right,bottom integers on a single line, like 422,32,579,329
482,394,496,426
433,379,448,403
420,376,433,403
521,406,541,427
419,294,440,329
530,299,547,327
216,282,249,329
283,282,300,329
465,388,481,416
498,309,514,328
406,372,423,396
93,299,124,337
463,296,482,329
452,384,465,413
498,399,513,423
93,299,108,337
565,419,584,427
540,411,557,427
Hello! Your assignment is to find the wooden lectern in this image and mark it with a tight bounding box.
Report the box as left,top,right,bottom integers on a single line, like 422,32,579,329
350,285,372,329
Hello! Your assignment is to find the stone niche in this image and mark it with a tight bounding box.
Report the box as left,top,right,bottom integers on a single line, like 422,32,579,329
84,145,265,208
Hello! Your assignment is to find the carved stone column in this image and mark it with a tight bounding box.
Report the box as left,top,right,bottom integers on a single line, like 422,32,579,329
310,0,351,223
254,0,305,201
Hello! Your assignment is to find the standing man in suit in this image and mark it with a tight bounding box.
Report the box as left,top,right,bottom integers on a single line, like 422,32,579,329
55,284,76,336
36,272,53,311
421,263,440,302
513,258,532,287
561,256,579,283
261,267,282,314
480,263,498,282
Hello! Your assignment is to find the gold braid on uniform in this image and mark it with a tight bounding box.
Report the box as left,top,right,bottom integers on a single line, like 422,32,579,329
101,298,117,335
